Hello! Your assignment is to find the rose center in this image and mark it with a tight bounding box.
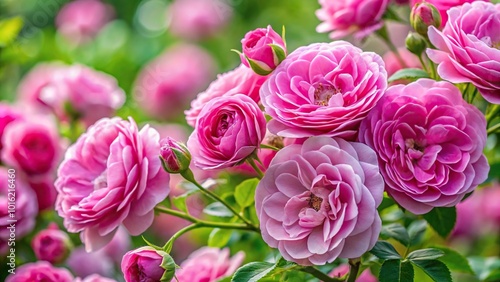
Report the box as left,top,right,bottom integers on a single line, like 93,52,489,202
308,193,323,211
313,83,342,106
93,170,108,190
217,111,235,136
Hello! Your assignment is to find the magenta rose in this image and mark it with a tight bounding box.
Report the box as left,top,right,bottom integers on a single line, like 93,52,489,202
174,247,244,282
160,137,191,174
74,275,118,282
55,117,170,251
6,261,74,282
187,94,267,170
32,223,72,264
410,0,488,27
426,2,500,104
330,264,377,282
121,247,170,282
316,0,389,39
260,41,387,139
185,64,267,127
28,176,58,211
0,103,23,154
255,137,384,265
359,79,489,214
2,119,61,176
67,247,114,278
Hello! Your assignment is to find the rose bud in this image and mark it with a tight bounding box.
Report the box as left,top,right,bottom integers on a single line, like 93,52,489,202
121,247,175,282
405,32,427,56
159,137,191,174
240,25,287,75
31,223,72,264
411,2,441,36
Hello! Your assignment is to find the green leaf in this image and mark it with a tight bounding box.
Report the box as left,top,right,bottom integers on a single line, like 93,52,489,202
485,269,500,282
432,246,474,274
160,252,176,282
379,259,414,282
208,228,233,248
246,56,272,76
370,241,402,260
381,223,410,246
269,44,287,64
234,178,259,208
141,236,162,250
0,16,23,47
203,202,234,217
408,220,427,246
172,195,188,214
468,257,500,280
407,249,444,261
411,260,452,282
231,262,276,282
423,207,456,238
378,196,396,212
388,68,430,83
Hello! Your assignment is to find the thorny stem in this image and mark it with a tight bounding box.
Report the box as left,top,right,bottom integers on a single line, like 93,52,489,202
300,266,344,282
347,258,361,282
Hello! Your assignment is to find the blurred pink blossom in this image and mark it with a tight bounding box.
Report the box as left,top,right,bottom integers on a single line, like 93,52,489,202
6,261,73,282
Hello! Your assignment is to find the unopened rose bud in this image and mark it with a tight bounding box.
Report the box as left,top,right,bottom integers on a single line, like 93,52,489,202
240,25,287,76
121,247,175,282
31,223,72,264
411,2,441,36
406,32,427,56
159,137,191,174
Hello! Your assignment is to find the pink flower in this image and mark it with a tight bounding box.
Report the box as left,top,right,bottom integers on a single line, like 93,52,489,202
0,167,38,255
56,0,114,44
231,131,282,176
75,274,118,282
260,41,387,139
121,247,169,282
255,137,384,265
28,176,58,211
241,25,287,75
6,261,74,282
185,64,266,127
32,223,72,264
410,0,488,27
55,117,170,251
482,185,500,228
452,194,483,238
67,247,114,278
383,48,422,77
0,103,23,153
316,0,389,39
426,2,500,104
167,0,232,40
174,247,244,282
187,94,267,170
330,264,377,282
359,79,489,214
134,44,215,120
160,137,191,174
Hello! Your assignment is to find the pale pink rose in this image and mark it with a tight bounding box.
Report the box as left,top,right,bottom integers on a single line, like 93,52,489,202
2,119,61,176
383,48,421,76
0,167,38,255
0,103,23,154
316,0,389,39
452,194,483,238
32,223,72,264
187,94,267,170
74,274,118,282
330,264,377,282
56,0,114,44
102,227,132,265
167,0,232,40
241,25,287,74
410,0,488,27
28,176,58,211
256,137,384,265
134,44,215,120
185,64,267,127
482,185,500,228
359,79,489,214
6,261,73,282
427,2,500,104
121,247,169,282
260,41,387,139
55,117,170,251
174,247,244,282
67,247,114,278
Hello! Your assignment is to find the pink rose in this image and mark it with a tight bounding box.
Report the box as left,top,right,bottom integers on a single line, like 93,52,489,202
28,176,58,211
121,247,169,282
167,0,232,40
55,117,170,251
330,264,377,282
0,103,23,154
134,44,215,120
56,0,114,44
75,274,118,282
452,194,483,238
187,94,267,170
67,247,114,278
260,41,387,139
426,2,500,104
410,0,488,27
185,64,267,127
160,137,191,174
32,223,72,264
482,185,500,228
6,261,73,282
0,167,38,255
174,247,244,282
255,137,384,265
240,25,287,75
2,119,61,176
316,0,389,39
359,79,489,214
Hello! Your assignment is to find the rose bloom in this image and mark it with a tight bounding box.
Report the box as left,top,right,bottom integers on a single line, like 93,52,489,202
185,64,267,127
28,176,58,211
67,247,114,278
260,41,387,139
121,247,169,282
134,44,215,120
74,274,118,282
241,25,287,73
2,119,61,176
55,117,170,251
316,0,389,39
175,247,244,282
255,137,384,265
187,94,267,170
56,0,114,44
410,0,488,27
359,79,489,214
0,103,23,153
6,261,74,282
330,264,377,282
167,0,232,40
0,168,38,255
32,223,72,264
427,2,500,104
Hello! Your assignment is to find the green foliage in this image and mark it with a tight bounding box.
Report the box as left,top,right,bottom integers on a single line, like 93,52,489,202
370,241,402,260
208,228,233,248
235,178,259,209
381,223,410,246
379,259,414,282
0,16,23,47
388,68,430,83
232,262,277,282
433,246,474,274
423,207,456,238
411,260,452,282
